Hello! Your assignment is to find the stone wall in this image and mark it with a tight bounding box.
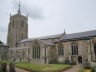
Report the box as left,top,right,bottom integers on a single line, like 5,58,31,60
55,38,96,64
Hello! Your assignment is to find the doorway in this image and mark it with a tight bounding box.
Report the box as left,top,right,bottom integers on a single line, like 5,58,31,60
94,44,96,56
78,56,82,64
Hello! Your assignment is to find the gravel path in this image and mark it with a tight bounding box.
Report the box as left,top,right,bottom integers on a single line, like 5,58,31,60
7,65,29,72
62,64,80,72
15,67,29,72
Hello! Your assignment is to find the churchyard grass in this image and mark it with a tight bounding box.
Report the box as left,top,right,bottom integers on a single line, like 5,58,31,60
0,60,10,64
16,62,72,72
0,60,72,72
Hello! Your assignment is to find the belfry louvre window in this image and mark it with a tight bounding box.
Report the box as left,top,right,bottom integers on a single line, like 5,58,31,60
58,44,64,56
71,43,78,55
33,46,40,59
21,20,24,28
12,20,14,28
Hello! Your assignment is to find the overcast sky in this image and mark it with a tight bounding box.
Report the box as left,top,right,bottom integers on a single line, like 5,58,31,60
0,0,96,44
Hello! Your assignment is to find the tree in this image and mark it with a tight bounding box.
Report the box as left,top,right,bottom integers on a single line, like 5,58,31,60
0,41,3,45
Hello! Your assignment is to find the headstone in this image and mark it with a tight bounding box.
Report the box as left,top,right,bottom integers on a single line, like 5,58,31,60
83,61,91,69
9,62,15,72
0,63,2,69
2,63,7,72
0,63,3,72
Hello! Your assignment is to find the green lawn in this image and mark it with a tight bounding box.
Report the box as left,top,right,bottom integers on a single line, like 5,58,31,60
0,60,10,64
0,60,72,72
16,62,72,72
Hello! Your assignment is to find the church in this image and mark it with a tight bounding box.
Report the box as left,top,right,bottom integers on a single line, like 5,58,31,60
7,4,96,64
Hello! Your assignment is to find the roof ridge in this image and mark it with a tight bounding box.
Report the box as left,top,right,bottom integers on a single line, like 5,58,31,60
19,33,63,43
67,30,96,35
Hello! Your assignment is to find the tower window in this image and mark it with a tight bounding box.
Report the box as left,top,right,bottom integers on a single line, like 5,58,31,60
12,20,14,28
21,20,24,28
21,36,23,40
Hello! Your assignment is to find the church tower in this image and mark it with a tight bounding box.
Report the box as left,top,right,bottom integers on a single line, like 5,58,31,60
7,3,28,47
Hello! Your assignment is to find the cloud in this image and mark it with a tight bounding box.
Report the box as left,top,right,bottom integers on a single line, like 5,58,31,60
0,26,7,33
22,6,44,19
13,0,45,19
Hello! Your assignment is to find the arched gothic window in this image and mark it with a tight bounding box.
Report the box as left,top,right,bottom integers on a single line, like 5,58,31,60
71,42,78,55
58,44,64,56
32,41,40,59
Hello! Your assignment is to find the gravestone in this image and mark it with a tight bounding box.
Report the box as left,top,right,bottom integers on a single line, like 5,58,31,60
2,63,7,72
9,62,16,72
83,61,91,69
0,63,3,72
0,63,7,72
0,63,2,69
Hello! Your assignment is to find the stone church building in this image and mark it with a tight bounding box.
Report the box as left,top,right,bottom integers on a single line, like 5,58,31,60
7,4,96,64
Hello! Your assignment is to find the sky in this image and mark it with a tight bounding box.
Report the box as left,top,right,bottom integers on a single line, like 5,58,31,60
0,0,96,44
